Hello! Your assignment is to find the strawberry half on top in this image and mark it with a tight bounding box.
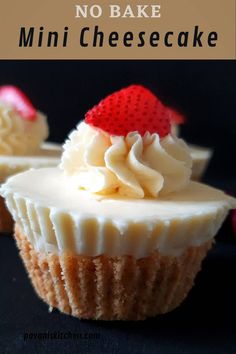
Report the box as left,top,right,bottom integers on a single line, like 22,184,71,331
85,85,172,138
0,85,37,121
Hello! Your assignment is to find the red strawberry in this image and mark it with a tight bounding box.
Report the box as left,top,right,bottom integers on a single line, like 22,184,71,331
166,107,185,124
0,85,36,121
85,85,171,137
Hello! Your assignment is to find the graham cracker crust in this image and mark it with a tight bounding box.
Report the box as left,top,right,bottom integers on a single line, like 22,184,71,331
14,224,212,320
0,196,14,233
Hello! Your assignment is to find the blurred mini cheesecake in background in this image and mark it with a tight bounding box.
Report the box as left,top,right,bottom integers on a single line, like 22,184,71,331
0,85,61,232
169,108,213,181
189,144,213,181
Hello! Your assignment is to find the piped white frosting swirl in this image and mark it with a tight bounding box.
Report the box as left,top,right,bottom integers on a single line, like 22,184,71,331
0,101,49,156
61,122,192,198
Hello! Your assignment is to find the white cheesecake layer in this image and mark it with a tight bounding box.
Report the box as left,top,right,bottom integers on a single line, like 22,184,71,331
1,167,235,258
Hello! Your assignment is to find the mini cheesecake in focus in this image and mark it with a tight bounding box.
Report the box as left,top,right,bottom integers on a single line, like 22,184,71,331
1,85,235,320
0,85,61,232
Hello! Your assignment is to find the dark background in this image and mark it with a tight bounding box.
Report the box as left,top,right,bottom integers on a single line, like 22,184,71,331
0,61,236,354
0,60,235,179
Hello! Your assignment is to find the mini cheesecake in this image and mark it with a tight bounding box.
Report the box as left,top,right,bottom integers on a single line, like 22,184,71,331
1,85,234,320
0,85,61,232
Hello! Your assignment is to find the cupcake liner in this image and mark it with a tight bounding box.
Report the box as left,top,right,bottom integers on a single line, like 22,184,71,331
0,196,14,233
15,224,212,320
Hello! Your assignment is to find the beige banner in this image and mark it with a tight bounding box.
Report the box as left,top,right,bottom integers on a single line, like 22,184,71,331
0,0,235,59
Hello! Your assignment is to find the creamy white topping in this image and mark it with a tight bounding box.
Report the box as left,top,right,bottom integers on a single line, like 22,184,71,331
0,101,48,155
61,122,192,198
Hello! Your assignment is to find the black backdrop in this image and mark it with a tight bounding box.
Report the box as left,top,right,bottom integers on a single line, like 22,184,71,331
0,60,235,179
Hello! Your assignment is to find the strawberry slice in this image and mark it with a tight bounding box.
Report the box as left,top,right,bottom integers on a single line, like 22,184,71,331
0,85,36,120
166,107,185,124
85,85,171,137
